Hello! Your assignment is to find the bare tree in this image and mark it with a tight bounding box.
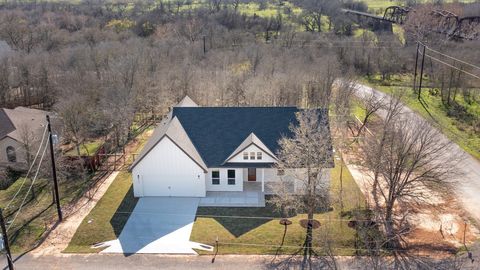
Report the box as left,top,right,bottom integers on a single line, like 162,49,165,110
331,79,356,211
361,103,460,248
18,122,40,199
355,91,384,138
57,97,90,156
270,110,333,269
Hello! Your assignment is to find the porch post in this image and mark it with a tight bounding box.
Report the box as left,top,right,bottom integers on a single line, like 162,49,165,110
261,168,265,193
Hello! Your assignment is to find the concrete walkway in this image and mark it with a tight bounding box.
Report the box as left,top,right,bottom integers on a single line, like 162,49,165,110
99,197,212,254
31,171,120,256
354,83,480,223
199,182,265,207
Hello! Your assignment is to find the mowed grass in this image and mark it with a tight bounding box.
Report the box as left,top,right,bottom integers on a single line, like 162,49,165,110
64,171,138,253
64,127,152,252
364,77,480,160
65,159,365,255
190,160,366,255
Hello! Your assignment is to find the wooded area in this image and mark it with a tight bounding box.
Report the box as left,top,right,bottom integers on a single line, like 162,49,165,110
0,0,478,268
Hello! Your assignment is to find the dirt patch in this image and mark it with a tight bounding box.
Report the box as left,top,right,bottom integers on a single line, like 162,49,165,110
344,153,479,256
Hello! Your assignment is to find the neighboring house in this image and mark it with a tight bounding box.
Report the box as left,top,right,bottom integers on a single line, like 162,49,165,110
0,107,50,169
130,96,333,206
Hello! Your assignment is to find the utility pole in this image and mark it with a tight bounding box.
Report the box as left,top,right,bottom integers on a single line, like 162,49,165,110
418,44,426,100
413,42,420,92
0,209,14,270
46,115,62,222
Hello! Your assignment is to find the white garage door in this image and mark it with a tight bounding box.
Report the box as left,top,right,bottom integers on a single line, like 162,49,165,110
132,137,206,197
140,174,204,197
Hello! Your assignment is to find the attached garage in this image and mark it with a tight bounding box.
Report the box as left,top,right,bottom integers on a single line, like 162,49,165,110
132,136,206,197
130,117,207,198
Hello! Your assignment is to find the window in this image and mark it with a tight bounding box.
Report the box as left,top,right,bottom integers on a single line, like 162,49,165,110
243,152,248,160
6,146,16,163
257,152,262,160
211,171,220,185
227,170,236,185
250,152,255,160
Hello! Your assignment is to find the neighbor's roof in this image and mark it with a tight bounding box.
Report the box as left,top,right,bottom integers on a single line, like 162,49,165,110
0,107,49,142
130,101,332,170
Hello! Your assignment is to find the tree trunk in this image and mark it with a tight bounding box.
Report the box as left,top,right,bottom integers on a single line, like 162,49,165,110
76,143,81,156
384,202,397,248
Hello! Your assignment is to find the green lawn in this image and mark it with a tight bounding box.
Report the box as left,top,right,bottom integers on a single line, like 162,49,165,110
364,77,480,160
65,140,103,156
190,160,366,255
65,159,366,255
64,171,137,253
64,127,153,253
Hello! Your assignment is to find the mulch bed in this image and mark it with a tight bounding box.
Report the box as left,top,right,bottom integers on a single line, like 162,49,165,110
299,219,321,229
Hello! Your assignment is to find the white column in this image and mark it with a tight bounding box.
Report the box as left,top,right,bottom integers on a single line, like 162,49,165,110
261,168,265,193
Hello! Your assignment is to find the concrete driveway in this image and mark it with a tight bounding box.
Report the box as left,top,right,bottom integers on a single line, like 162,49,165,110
99,197,212,254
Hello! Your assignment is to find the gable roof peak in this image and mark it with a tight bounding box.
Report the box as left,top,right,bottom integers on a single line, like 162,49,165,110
224,132,277,163
129,115,207,172
175,95,198,107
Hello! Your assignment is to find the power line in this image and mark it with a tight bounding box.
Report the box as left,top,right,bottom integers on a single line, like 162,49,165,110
4,125,48,211
424,46,480,71
7,137,49,232
418,48,480,80
425,53,480,80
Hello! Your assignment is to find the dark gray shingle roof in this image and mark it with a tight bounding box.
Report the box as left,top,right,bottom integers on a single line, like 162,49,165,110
171,107,329,167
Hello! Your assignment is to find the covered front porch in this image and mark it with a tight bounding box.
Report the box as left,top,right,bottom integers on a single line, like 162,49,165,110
199,182,265,207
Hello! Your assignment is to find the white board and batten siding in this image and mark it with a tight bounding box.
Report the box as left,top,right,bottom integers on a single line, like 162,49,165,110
228,144,276,163
132,136,206,197
206,168,243,192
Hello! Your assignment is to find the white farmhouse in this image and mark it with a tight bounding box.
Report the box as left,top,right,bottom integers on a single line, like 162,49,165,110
130,96,333,207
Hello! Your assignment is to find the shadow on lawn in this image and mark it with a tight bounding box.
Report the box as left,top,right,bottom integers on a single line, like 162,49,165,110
196,202,283,237
110,186,139,237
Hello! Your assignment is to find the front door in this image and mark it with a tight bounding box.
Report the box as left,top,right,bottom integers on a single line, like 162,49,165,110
248,168,256,181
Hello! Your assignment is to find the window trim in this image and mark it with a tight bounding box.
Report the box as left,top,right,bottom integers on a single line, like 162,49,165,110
250,152,255,160
211,170,220,185
256,152,262,160
227,169,236,185
6,146,16,163
243,152,248,160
